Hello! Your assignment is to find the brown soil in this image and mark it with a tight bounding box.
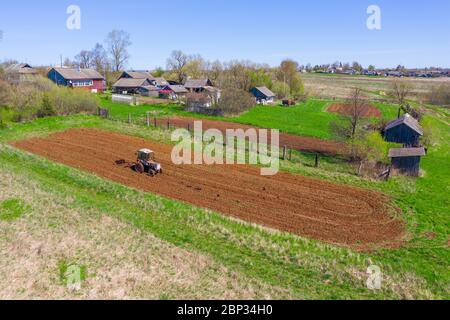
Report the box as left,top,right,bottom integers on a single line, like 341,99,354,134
11,128,405,249
327,103,382,118
154,116,346,155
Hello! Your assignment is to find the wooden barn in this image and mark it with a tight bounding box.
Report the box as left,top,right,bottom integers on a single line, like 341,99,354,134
389,147,426,177
384,114,423,147
250,87,276,105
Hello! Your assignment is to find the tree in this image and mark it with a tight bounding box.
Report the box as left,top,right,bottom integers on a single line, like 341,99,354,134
389,79,412,116
330,88,370,158
91,43,109,74
217,88,255,116
277,59,304,98
74,50,94,69
153,67,165,77
368,65,376,71
37,93,56,118
352,61,363,73
106,30,132,71
166,50,189,83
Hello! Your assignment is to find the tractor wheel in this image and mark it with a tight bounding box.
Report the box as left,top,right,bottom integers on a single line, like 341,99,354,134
135,163,145,174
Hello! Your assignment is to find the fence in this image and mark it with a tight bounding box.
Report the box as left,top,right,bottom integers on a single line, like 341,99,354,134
99,110,329,167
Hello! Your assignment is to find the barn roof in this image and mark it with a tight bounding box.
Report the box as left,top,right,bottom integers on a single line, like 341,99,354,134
140,85,158,92
169,85,188,93
254,86,275,98
154,77,169,86
6,63,38,74
53,67,104,80
112,78,149,88
389,147,426,158
184,78,211,88
123,71,155,80
385,114,423,135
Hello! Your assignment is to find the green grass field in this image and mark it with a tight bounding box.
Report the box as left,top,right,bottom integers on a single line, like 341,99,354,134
100,97,399,140
0,104,448,299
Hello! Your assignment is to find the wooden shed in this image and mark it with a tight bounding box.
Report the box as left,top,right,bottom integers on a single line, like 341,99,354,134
384,114,423,147
389,147,426,177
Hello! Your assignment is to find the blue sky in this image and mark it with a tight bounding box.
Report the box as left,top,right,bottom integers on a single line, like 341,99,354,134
0,0,449,69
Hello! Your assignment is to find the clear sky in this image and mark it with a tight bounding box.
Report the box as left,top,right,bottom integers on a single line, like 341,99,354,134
0,0,449,69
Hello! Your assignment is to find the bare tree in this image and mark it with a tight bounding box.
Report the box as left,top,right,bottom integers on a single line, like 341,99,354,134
74,50,94,69
91,43,109,74
390,79,411,108
106,30,132,72
166,50,189,83
330,88,370,159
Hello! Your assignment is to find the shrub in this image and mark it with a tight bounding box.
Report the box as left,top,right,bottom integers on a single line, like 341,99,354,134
37,93,56,118
217,88,255,116
426,84,450,107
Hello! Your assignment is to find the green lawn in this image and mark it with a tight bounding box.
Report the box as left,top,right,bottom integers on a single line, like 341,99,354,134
100,97,400,141
0,109,448,299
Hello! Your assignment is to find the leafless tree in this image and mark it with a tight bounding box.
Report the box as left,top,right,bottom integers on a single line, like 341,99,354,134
166,50,189,83
74,50,94,69
106,30,132,72
390,79,412,108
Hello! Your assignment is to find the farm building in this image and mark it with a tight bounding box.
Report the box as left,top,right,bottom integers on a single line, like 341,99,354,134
184,78,214,92
48,67,106,93
159,85,188,100
112,78,156,95
250,87,276,104
389,147,426,177
384,114,423,147
119,71,155,83
4,63,38,83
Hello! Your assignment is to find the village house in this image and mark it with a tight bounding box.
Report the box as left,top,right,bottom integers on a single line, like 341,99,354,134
389,147,426,177
48,67,106,93
250,87,276,105
5,63,38,83
384,113,423,147
159,85,189,100
184,78,214,92
112,78,159,96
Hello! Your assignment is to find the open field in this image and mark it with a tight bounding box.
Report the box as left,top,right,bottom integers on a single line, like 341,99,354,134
12,128,404,249
0,111,448,299
101,97,399,141
302,73,450,101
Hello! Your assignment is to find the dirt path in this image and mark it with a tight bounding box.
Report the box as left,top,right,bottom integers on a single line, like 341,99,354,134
153,116,346,155
12,129,405,249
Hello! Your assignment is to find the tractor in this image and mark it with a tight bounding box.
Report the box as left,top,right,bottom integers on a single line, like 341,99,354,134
133,149,163,176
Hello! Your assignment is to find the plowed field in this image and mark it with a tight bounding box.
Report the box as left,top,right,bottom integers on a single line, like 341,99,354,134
327,103,382,118
12,129,405,249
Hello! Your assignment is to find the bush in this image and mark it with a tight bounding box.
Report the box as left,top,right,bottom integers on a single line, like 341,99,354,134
426,84,450,107
217,88,255,116
0,76,99,122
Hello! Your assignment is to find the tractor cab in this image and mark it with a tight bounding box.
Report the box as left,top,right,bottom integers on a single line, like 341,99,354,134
137,149,155,162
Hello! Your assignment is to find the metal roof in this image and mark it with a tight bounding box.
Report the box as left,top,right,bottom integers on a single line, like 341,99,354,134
123,71,155,81
52,67,104,80
389,147,426,158
184,78,211,88
113,78,149,88
254,86,275,98
385,114,423,135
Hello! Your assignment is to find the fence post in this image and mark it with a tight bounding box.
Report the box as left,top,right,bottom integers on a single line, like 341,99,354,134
187,123,190,132
154,117,157,128
315,154,319,168
128,113,132,124
289,149,292,161
146,112,150,127
167,118,170,130
282,145,287,160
